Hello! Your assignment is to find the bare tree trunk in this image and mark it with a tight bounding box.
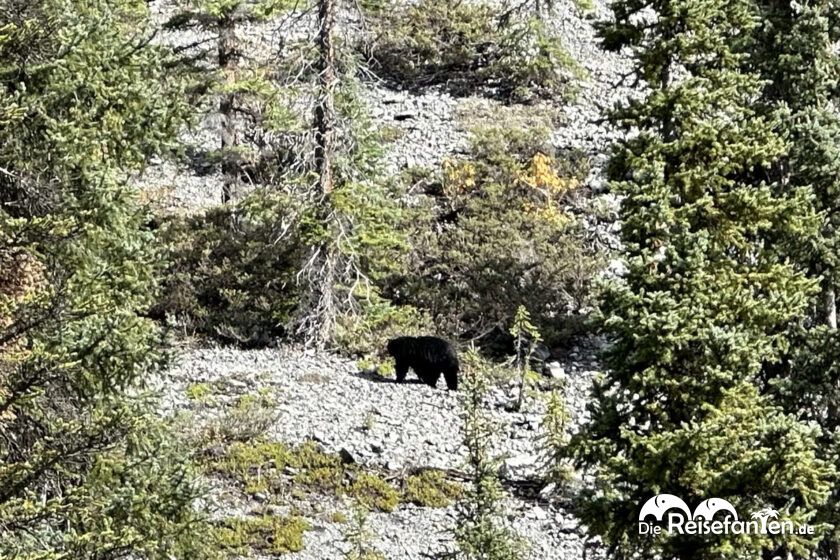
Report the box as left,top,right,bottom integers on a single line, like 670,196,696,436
296,0,340,348
314,0,336,195
514,331,526,412
219,14,239,203
825,280,837,329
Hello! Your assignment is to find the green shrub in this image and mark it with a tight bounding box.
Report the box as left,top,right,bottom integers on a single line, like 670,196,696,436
204,391,279,443
404,470,463,508
213,439,291,494
324,177,432,356
154,191,303,346
186,382,214,402
401,126,601,345
348,473,401,512
343,506,385,560
363,0,580,102
455,349,526,559
335,288,431,357
217,514,309,554
538,389,574,486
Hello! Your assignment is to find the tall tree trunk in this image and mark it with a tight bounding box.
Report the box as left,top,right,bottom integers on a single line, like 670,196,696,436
314,0,336,195
296,0,340,348
219,14,238,203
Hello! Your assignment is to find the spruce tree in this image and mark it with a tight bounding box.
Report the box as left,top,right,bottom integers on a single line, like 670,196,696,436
750,2,840,557
165,0,294,202
0,1,210,557
455,348,525,560
575,0,834,556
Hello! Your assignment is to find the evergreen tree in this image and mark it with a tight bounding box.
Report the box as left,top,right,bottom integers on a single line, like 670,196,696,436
750,0,840,328
538,388,573,488
0,1,211,557
575,0,834,556
511,305,541,412
750,2,840,556
455,348,525,560
165,0,295,202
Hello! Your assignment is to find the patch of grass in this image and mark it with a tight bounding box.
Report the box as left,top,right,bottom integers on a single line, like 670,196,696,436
208,391,278,443
294,465,346,494
212,440,290,495
404,470,462,508
217,514,309,554
185,382,213,402
455,99,563,136
300,372,331,384
209,438,412,512
348,473,400,512
288,441,343,470
378,125,405,143
287,443,347,497
361,409,377,432
330,511,349,523
211,439,349,497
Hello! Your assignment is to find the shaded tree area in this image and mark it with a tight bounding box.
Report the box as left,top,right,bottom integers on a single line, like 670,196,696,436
0,0,213,557
9,0,840,556
750,1,840,556
574,0,837,556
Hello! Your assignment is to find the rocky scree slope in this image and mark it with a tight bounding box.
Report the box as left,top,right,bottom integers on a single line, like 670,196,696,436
161,339,606,559
140,0,631,217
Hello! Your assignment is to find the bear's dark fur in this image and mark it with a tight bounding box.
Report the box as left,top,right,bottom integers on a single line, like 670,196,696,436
386,336,459,390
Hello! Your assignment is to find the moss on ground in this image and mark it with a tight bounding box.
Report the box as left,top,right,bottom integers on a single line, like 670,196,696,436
212,439,464,509
404,469,463,507
213,440,290,495
207,437,462,540
185,382,213,402
217,514,309,554
294,465,346,494
348,473,401,512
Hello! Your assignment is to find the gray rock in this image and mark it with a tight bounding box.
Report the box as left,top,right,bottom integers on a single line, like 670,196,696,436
501,453,540,479
545,361,566,379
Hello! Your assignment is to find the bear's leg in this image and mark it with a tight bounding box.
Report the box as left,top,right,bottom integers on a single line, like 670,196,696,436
395,360,409,383
426,371,441,388
443,366,458,391
416,366,439,388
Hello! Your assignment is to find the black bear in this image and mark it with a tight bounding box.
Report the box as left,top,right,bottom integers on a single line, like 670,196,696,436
386,336,459,390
